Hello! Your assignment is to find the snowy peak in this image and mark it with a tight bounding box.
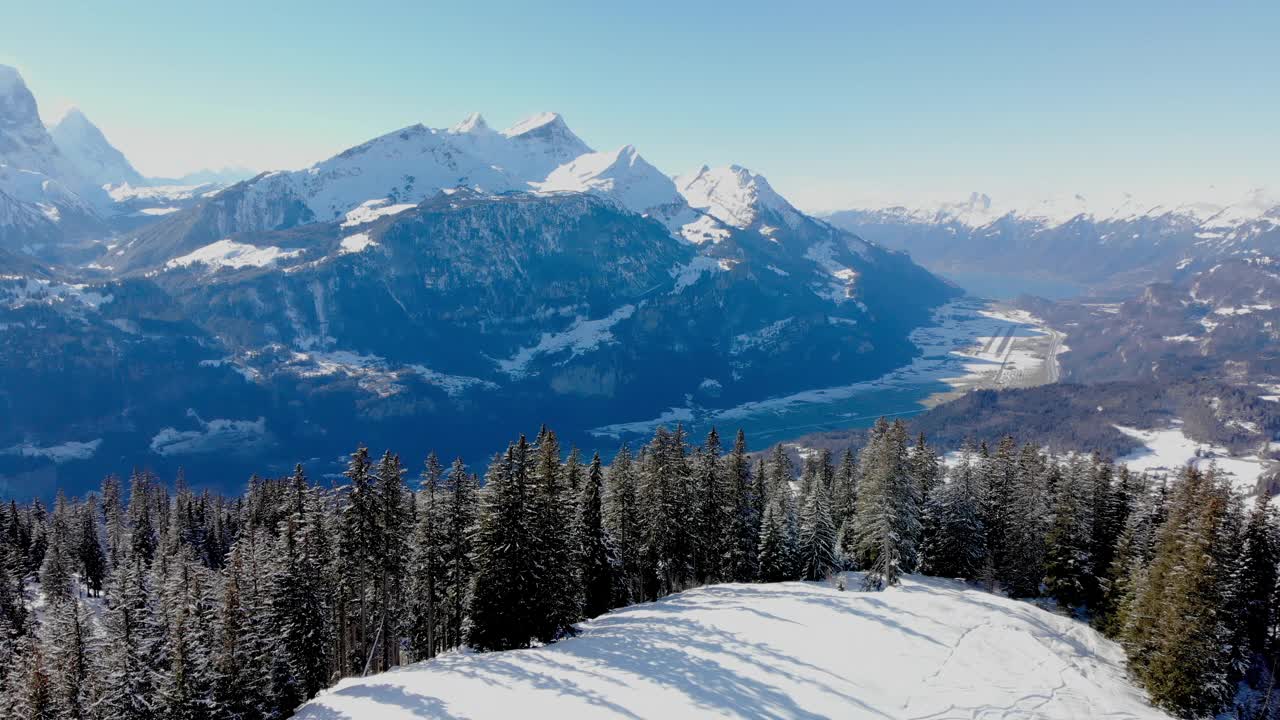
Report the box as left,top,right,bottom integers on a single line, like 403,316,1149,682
500,111,593,166
538,144,681,214
448,112,492,136
0,64,42,134
50,106,145,188
0,65,111,216
675,164,802,230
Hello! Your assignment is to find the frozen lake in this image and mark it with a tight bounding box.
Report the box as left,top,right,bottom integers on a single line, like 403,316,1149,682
592,297,1064,448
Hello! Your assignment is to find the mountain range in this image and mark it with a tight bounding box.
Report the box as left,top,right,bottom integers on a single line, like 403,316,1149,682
826,189,1280,294
0,65,956,496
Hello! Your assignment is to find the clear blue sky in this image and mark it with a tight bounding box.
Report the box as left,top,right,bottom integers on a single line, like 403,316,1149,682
3,0,1276,209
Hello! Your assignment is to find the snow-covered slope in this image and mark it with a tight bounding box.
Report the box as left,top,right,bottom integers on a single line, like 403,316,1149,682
676,164,805,230
294,574,1170,720
538,145,681,214
49,106,145,188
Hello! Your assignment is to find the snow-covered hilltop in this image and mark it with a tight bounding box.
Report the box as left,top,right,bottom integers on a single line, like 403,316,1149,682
295,574,1171,720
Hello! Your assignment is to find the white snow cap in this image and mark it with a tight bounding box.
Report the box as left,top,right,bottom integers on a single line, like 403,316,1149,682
675,164,801,229
448,112,492,135
502,111,568,138
538,145,681,214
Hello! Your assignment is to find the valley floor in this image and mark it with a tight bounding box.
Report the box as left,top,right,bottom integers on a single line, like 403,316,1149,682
294,574,1170,720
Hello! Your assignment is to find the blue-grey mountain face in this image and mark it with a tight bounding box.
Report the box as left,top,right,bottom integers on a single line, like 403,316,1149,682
0,69,958,497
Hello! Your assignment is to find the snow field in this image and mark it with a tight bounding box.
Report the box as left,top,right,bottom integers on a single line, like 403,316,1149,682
295,574,1170,720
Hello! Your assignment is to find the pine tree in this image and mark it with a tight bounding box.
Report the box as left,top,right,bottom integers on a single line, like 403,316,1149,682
797,467,837,581
603,445,644,604
373,451,410,672
42,594,96,719
578,454,619,618
832,448,858,567
1235,490,1278,656
468,441,538,651
691,428,727,585
440,458,477,652
98,556,159,720
1001,443,1049,597
855,419,920,590
757,490,796,583
1096,473,1162,639
530,428,580,642
638,427,694,599
724,430,759,582
38,493,74,605
919,446,987,580
3,637,55,720
76,497,107,597
155,548,216,720
1043,457,1095,607
1125,465,1241,716
408,454,446,661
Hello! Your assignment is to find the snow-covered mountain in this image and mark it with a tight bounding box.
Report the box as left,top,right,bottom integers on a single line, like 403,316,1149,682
0,64,111,228
676,164,806,231
49,106,145,189
826,188,1280,293
295,573,1172,720
538,144,681,214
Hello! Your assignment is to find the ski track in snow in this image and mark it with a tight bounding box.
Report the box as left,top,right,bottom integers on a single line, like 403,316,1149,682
295,574,1170,720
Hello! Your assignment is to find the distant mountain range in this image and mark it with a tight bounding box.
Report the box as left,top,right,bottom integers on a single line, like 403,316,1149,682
0,64,956,496
826,190,1280,293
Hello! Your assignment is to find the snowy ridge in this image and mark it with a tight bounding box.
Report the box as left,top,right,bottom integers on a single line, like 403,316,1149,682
676,164,804,230
841,187,1280,232
537,145,681,214
295,574,1171,719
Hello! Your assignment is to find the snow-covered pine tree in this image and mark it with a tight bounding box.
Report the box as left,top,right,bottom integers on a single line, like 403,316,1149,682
1001,443,1049,598
101,475,126,569
408,453,446,661
1125,465,1242,716
440,457,478,652
757,489,795,583
638,427,694,599
691,428,727,585
919,445,987,580
797,463,837,581
1235,490,1279,656
578,453,619,618
909,433,941,502
75,496,107,597
373,451,410,672
724,430,760,583
127,471,158,566
1043,456,1095,607
467,442,537,651
603,445,644,605
2,636,54,720
98,556,160,720
1087,454,1125,606
155,547,216,719
41,592,96,719
980,435,1019,589
855,419,920,590
1096,472,1162,639
530,428,580,642
37,493,74,605
832,448,858,567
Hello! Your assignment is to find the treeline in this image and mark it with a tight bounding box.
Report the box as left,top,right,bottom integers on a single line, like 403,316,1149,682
0,419,1275,718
